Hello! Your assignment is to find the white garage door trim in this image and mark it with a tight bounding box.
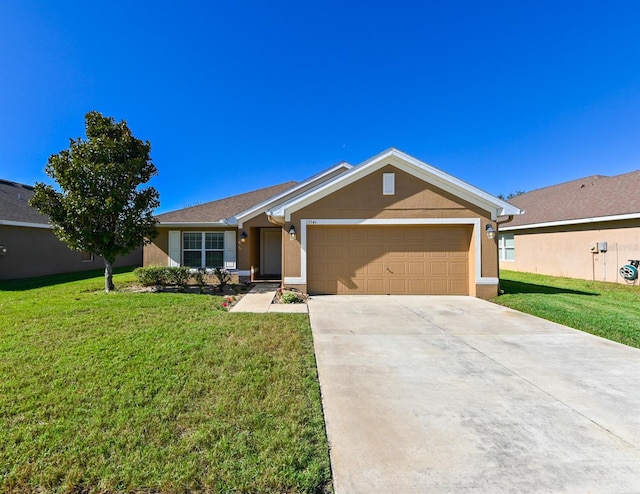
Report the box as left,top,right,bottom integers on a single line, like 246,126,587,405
284,218,498,286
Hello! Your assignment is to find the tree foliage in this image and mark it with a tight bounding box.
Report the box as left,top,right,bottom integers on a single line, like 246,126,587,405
30,111,160,292
497,190,526,201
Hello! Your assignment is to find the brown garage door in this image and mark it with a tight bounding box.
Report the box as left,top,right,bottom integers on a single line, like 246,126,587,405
307,225,471,295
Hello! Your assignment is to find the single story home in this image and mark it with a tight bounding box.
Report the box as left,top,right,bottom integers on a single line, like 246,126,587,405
499,170,640,285
0,179,142,281
145,148,522,298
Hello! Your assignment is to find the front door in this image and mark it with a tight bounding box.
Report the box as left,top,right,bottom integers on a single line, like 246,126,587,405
260,228,282,277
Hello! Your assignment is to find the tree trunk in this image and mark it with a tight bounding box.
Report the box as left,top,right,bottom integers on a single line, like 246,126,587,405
104,259,115,293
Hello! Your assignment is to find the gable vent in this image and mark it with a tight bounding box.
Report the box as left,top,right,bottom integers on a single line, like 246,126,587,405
383,172,395,195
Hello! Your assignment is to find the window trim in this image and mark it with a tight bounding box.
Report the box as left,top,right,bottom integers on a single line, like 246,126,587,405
498,233,515,261
182,231,225,269
382,172,395,195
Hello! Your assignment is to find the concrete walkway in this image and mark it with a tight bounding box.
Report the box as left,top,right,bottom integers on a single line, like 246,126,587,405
230,283,308,313
308,295,640,493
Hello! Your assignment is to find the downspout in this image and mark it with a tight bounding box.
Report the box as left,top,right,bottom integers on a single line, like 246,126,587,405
496,215,515,227
495,214,521,294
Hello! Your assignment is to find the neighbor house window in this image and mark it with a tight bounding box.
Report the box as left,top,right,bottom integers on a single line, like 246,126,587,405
182,232,224,268
81,251,94,262
498,233,515,261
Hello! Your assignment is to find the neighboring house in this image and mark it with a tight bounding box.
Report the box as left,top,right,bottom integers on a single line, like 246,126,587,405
145,148,521,298
0,179,142,281
498,170,640,285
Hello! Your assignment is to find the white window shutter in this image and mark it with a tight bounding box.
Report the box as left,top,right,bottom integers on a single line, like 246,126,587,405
224,230,237,269
168,230,181,267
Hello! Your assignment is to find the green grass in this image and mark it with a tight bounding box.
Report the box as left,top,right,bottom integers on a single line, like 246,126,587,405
493,270,640,349
0,268,330,493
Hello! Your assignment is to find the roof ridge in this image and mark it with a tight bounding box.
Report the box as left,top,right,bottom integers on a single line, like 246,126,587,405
161,181,297,216
0,179,35,190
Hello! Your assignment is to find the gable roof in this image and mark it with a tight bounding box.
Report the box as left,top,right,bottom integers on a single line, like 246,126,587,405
157,181,298,225
232,161,352,227
0,179,50,227
502,170,640,230
268,148,522,221
156,161,353,226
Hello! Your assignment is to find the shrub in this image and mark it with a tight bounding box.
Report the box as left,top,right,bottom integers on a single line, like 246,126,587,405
191,268,207,292
134,266,168,286
281,291,299,304
213,268,232,291
165,266,191,287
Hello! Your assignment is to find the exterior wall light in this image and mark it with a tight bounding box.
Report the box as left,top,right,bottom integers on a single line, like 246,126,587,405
240,231,248,243
0,246,6,255
288,225,296,240
485,224,496,240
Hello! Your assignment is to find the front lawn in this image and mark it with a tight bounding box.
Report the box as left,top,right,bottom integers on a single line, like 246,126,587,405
494,270,640,349
0,268,330,493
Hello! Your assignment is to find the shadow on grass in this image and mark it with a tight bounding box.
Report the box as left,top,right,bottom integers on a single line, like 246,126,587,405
0,266,137,291
500,279,598,296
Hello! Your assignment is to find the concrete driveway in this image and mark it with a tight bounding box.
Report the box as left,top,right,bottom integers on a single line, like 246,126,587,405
308,295,640,494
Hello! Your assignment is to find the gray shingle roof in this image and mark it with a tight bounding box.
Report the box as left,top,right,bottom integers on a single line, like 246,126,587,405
506,170,640,227
0,179,49,225
157,181,298,223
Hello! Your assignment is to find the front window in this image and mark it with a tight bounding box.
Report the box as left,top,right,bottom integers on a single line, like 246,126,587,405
498,233,515,261
183,232,224,268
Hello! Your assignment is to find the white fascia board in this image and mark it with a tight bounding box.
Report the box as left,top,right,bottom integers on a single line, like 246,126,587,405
0,219,51,229
234,162,353,227
500,212,640,232
157,221,231,228
269,148,522,221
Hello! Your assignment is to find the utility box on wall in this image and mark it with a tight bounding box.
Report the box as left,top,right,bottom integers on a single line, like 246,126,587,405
598,241,608,253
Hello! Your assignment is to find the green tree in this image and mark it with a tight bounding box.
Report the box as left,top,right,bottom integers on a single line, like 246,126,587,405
31,111,160,292
497,190,526,201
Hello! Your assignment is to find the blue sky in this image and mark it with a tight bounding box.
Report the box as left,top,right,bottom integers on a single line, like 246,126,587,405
1,1,639,213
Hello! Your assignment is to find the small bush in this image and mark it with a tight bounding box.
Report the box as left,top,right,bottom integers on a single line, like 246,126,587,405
134,266,167,286
281,291,299,304
165,266,191,287
213,268,232,291
134,266,192,288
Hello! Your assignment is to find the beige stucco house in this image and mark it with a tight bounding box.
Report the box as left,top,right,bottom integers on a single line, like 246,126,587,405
0,179,142,280
499,171,640,285
145,149,521,299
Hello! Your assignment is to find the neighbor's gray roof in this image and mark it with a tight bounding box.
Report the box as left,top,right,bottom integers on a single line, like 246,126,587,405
157,181,298,223
0,179,49,225
506,170,640,227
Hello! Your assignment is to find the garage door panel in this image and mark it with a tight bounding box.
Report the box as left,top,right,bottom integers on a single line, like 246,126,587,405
388,262,406,275
365,278,385,293
348,245,365,258
307,225,470,295
348,262,366,276
339,278,364,294
389,279,406,293
429,279,449,294
450,262,468,276
430,262,448,276
366,228,386,241
327,262,346,275
408,279,427,293
366,261,384,275
408,262,425,275
366,244,385,259
450,280,469,294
